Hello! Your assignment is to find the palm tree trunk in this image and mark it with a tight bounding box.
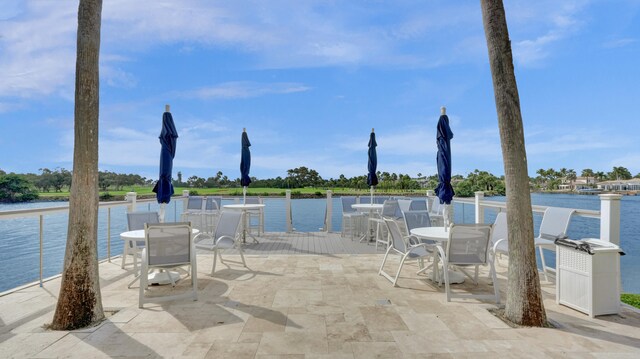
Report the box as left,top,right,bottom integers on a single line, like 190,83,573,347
480,0,547,326
51,0,104,330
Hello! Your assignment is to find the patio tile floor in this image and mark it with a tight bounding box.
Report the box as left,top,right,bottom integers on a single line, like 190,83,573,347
1,232,639,358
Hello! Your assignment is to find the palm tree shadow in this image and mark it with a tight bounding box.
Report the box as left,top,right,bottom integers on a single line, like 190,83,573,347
550,308,640,350
152,275,301,331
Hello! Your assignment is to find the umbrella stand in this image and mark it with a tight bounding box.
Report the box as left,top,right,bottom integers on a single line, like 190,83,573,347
152,104,178,225
367,128,378,205
240,128,251,206
435,106,454,232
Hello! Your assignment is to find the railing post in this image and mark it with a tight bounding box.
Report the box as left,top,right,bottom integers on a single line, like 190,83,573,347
286,189,293,233
475,191,485,224
107,207,111,262
599,194,622,245
39,215,43,287
326,190,333,232
125,191,137,213
182,190,189,214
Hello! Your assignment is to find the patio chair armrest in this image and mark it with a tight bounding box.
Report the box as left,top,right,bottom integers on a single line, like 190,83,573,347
407,242,434,254
193,232,213,244
491,238,506,255
435,244,447,264
215,235,237,246
405,235,421,246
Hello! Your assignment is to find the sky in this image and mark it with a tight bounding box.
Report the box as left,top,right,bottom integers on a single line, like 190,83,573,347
1,0,639,182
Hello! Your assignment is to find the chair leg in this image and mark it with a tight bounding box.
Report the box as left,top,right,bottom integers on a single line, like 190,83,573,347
239,246,247,268
538,246,549,281
378,246,392,275
168,270,177,287
132,247,139,274
341,217,346,237
191,255,198,301
259,210,264,235
392,253,410,287
442,259,451,302
474,265,479,284
121,243,129,269
490,259,500,304
211,249,218,276
138,262,148,308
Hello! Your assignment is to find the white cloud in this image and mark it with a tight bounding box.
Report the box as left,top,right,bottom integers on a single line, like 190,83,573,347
0,101,22,113
607,154,640,175
186,82,311,100
603,38,637,49
0,3,77,97
103,67,138,88
508,0,590,66
525,131,616,155
0,0,594,103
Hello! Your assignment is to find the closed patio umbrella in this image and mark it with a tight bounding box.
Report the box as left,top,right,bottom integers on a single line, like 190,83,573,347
240,128,251,204
435,107,454,229
152,105,178,222
367,128,378,203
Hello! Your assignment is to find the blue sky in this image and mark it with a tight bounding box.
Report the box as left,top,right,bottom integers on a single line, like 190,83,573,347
1,0,639,182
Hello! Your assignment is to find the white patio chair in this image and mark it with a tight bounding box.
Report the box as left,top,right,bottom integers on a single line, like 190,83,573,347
490,212,508,266
402,210,437,277
202,196,222,234
535,207,575,281
402,210,434,246
409,199,428,211
139,222,197,308
244,197,264,235
181,196,204,229
397,199,412,213
429,200,445,226
379,218,433,287
341,196,365,238
373,196,388,204
370,199,399,250
123,211,159,273
435,224,499,303
194,210,246,276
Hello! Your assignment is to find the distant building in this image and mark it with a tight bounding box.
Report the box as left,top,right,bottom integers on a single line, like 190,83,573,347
411,177,429,188
558,176,597,191
597,179,640,191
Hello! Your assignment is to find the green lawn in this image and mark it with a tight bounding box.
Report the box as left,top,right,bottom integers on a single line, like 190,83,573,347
621,293,640,309
38,186,426,200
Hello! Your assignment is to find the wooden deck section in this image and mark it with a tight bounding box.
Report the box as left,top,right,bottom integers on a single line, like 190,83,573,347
203,231,382,255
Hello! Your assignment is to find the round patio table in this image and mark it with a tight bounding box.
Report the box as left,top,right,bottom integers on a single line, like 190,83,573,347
410,226,465,284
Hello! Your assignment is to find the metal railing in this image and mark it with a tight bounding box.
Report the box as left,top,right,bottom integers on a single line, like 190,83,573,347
0,189,621,295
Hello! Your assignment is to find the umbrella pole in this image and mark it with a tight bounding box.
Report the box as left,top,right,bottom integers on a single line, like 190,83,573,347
159,203,166,223
243,186,247,204
370,186,374,203
443,204,450,231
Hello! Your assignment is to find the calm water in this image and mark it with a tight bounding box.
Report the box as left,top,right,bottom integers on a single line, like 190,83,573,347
0,193,638,293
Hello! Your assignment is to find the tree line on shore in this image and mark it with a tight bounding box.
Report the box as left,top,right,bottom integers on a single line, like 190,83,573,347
532,166,638,191
1,165,638,203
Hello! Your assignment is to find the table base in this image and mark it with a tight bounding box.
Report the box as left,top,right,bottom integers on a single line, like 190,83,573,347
418,266,465,284
148,271,181,285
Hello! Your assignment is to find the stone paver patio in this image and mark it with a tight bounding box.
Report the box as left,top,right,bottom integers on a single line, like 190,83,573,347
1,233,639,358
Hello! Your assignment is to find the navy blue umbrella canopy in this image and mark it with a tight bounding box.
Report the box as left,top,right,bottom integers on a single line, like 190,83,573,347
152,111,178,204
240,130,252,187
367,130,379,187
435,114,454,204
